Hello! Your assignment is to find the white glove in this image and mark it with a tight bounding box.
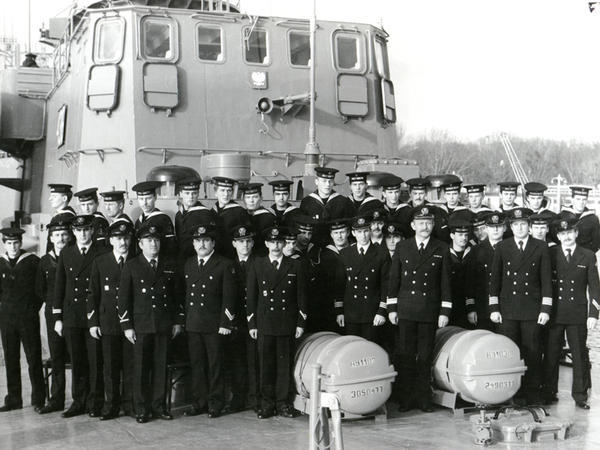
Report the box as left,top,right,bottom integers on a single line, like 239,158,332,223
249,329,258,339
467,312,478,325
336,315,345,327
373,314,386,326
89,326,102,340
438,315,449,328
54,320,63,337
124,328,136,344
587,317,597,330
218,327,232,335
537,312,550,325
295,327,304,339
388,312,398,325
490,312,502,324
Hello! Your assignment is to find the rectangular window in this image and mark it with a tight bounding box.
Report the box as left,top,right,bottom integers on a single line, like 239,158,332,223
334,32,366,73
288,30,310,67
374,38,389,78
93,17,125,64
244,28,269,65
197,25,223,62
141,17,178,61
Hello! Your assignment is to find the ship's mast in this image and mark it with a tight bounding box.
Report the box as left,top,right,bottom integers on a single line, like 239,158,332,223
304,0,320,175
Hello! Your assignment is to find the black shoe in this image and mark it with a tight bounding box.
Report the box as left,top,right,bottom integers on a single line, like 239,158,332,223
38,403,64,414
576,401,590,410
257,408,275,419
88,409,102,418
184,406,207,417
0,404,22,412
153,411,173,420
100,410,120,421
541,395,559,406
207,409,221,419
62,406,85,418
277,405,299,418
136,414,149,424
419,402,434,413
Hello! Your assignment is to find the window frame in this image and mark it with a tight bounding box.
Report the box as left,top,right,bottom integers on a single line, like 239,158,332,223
373,36,390,79
139,15,179,63
287,29,310,69
332,30,367,74
242,26,270,67
194,23,226,64
92,16,126,65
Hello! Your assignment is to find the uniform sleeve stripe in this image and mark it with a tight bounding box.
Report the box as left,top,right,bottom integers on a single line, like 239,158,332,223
466,298,475,305
542,298,553,306
334,301,343,308
247,313,254,322
87,311,95,320
52,308,62,314
299,311,307,320
593,300,600,311
118,312,128,320
386,297,398,305
441,301,452,309
225,308,234,321
119,319,129,323
489,297,499,305
379,302,387,309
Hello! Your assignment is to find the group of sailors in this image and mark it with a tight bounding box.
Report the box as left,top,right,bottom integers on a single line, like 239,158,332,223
0,167,599,424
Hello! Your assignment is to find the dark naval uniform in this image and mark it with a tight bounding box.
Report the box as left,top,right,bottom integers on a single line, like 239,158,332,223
246,255,308,413
46,206,76,253
183,251,236,413
36,250,67,410
134,209,177,258
87,251,134,416
387,235,452,408
92,212,110,248
175,202,216,262
400,202,450,243
54,241,107,413
489,235,552,403
349,194,384,217
0,251,44,409
338,243,390,343
271,203,300,228
465,240,497,331
117,254,184,417
213,201,251,258
385,203,411,232
448,246,472,329
300,191,355,246
248,207,277,256
560,207,600,253
542,243,600,404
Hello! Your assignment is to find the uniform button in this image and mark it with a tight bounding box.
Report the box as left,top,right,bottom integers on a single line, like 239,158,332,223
74,288,78,291
152,305,156,308
364,295,367,299
105,277,109,280
74,298,78,302
270,307,274,311
354,285,358,288
425,273,428,277
201,294,204,297
282,290,286,294
164,303,167,307
525,273,529,276
202,285,206,288
365,277,369,281
192,284,195,288
190,302,194,306
513,291,516,295
411,291,415,294
423,293,426,296
413,271,416,274
423,283,427,286
514,272,517,276
513,282,516,285
525,292,528,295
412,281,416,284
201,303,204,306
571,280,575,284
354,295,357,298
282,307,286,311
191,293,194,296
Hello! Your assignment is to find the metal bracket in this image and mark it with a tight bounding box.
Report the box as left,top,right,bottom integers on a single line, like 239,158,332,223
77,147,122,163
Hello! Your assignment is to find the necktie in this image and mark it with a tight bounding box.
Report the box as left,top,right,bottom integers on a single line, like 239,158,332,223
272,260,279,271
81,247,87,256
118,256,124,269
199,259,204,271
566,248,572,263
419,242,424,255
518,241,524,253
359,247,365,257
150,259,157,271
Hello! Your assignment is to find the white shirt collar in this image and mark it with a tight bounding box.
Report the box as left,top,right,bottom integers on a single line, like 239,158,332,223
78,242,91,254
357,242,371,254
562,244,576,255
514,236,529,248
144,254,159,265
415,236,430,248
113,251,128,262
371,237,383,245
269,254,283,265
198,250,214,265
237,254,249,263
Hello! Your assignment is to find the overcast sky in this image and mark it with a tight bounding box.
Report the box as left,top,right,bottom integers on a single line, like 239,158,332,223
1,0,599,142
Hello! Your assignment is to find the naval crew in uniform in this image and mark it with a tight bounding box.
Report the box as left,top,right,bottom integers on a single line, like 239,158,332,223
299,167,354,247
86,221,135,420
53,215,108,418
117,223,184,423
268,180,300,227
74,188,110,249
100,190,133,225
465,212,505,332
380,175,409,224
447,220,473,329
241,183,276,257
211,177,251,259
541,217,600,409
132,181,177,259
47,184,76,253
387,205,452,412
35,214,73,414
404,178,450,243
182,223,236,419
470,211,488,245
337,216,390,343
174,177,216,263
530,212,557,247
560,186,600,253
346,171,383,216
246,226,308,419
0,228,44,412
496,181,521,212
489,207,553,404
440,178,468,216
369,209,387,246
524,182,555,216
383,221,404,259
464,184,492,215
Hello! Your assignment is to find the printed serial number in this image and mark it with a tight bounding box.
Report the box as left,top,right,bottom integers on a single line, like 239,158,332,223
486,350,513,359
350,385,384,398
484,381,515,390
350,357,375,368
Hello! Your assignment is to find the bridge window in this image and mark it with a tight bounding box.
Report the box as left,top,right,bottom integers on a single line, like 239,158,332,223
141,16,178,62
93,17,125,64
374,37,389,78
288,30,310,67
244,28,269,65
333,31,365,73
196,25,224,62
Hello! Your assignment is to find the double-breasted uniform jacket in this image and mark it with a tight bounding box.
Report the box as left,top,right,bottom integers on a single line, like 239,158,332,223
349,194,384,217
249,207,277,256
465,240,496,317
489,237,553,321
386,237,453,323
246,256,308,336
399,202,450,243
337,243,390,324
309,244,345,331
232,255,255,330
561,207,600,253
53,243,107,328
0,252,41,326
87,251,132,335
117,255,184,334
549,245,600,324
271,203,300,228
182,253,237,333
36,251,58,315
134,208,177,258
175,202,217,259
448,246,472,325
92,211,110,248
